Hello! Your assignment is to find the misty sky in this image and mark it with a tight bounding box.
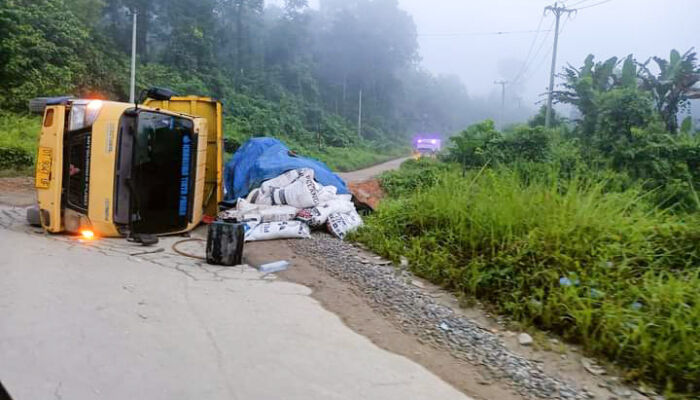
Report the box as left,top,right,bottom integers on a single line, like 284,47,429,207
304,0,699,111
401,0,699,106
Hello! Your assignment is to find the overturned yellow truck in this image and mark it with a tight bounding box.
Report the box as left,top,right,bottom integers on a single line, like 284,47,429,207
33,91,223,241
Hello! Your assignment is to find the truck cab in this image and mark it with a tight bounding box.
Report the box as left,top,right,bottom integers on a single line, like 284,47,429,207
34,95,222,239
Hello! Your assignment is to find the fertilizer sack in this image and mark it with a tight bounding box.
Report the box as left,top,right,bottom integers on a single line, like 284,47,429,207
219,199,298,223
270,174,320,208
326,209,364,240
260,168,315,194
317,185,340,204
246,188,273,205
296,199,355,227
245,220,311,242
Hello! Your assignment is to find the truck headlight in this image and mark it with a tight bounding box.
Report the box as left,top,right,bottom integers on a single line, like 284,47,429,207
69,100,103,131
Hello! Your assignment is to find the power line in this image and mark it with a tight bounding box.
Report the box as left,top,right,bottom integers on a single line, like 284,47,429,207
523,15,570,86
513,19,556,84
418,29,551,37
576,0,614,10
511,13,546,84
567,0,594,7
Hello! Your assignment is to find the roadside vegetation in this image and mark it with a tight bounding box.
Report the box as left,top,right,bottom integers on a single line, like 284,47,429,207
2,0,511,174
0,113,40,173
353,50,700,397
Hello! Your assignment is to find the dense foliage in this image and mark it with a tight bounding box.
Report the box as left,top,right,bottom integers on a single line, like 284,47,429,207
0,114,40,171
0,0,502,167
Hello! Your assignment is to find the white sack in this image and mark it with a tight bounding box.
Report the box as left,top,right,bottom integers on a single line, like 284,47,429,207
296,199,355,227
246,188,273,205
245,220,311,242
260,168,315,194
219,199,298,223
270,173,320,208
326,209,364,240
317,185,339,203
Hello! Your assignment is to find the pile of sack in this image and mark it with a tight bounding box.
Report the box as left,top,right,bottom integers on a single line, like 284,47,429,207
219,168,363,242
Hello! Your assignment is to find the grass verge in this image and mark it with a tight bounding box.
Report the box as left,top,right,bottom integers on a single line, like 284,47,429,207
351,160,700,397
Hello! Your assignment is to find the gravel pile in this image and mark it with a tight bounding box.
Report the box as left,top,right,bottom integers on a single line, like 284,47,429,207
289,232,592,400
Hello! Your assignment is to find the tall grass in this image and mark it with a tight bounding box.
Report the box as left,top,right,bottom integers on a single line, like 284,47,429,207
353,165,700,396
0,113,40,152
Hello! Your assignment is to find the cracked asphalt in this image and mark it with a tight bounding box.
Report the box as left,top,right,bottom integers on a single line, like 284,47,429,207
0,206,469,400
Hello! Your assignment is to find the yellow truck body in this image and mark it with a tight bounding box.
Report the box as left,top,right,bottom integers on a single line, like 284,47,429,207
34,95,222,238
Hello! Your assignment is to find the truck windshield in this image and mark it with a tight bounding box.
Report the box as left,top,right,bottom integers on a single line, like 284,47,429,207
129,111,195,234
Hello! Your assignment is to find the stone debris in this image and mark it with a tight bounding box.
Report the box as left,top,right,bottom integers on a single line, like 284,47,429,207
518,333,534,346
289,232,591,399
411,279,425,289
582,358,606,376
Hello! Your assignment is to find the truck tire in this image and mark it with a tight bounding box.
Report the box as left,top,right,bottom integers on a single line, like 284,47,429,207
26,205,41,227
28,96,73,114
28,98,49,114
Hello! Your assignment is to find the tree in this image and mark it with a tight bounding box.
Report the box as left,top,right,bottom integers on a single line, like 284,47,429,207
0,0,91,110
638,48,700,133
553,55,638,135
102,0,160,62
314,0,418,136
594,87,655,159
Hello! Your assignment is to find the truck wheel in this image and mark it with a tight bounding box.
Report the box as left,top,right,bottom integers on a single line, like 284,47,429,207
28,98,49,114
26,205,41,227
28,96,73,114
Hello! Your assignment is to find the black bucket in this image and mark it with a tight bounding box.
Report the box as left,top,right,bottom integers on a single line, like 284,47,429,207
206,221,245,266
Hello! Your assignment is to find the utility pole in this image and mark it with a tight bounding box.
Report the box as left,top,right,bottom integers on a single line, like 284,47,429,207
129,10,138,103
544,2,574,128
494,80,508,126
357,89,363,139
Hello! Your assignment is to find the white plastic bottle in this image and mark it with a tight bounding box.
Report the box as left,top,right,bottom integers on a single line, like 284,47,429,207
258,260,290,274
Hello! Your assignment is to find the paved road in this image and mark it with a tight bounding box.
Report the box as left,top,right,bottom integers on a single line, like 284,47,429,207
0,200,468,399
337,157,410,183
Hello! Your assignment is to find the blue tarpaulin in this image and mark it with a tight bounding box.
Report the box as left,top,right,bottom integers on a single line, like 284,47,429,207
224,138,349,201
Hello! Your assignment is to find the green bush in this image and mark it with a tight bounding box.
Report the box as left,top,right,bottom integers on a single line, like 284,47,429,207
0,146,33,169
446,120,700,212
445,120,557,169
0,113,40,169
353,165,700,395
379,158,455,196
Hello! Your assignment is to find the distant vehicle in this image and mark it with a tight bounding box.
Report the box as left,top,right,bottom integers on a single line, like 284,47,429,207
412,135,442,158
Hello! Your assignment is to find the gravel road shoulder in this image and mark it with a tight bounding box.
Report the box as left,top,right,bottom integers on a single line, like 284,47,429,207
275,233,650,400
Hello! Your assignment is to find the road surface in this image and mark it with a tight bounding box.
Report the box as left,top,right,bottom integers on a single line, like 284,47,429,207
337,157,410,183
0,158,470,400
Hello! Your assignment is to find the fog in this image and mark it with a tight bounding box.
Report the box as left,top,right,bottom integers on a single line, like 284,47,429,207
406,0,697,98
305,0,699,121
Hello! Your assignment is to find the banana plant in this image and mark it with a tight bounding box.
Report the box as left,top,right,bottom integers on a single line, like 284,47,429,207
553,54,634,135
638,48,700,133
